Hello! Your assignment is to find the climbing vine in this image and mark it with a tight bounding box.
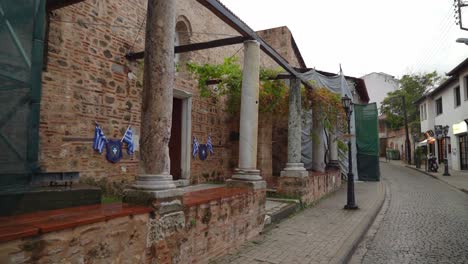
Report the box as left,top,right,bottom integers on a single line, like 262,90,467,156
303,85,347,133
187,57,288,114
186,58,347,135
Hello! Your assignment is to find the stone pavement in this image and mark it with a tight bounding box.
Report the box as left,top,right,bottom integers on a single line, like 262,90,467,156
382,158,468,193
355,162,468,263
212,181,385,264
406,163,468,194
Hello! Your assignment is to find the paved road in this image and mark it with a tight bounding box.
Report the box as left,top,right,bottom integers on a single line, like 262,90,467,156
361,162,468,264
214,181,384,264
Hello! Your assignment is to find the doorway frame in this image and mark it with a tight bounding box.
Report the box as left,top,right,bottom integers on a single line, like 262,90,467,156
173,88,192,186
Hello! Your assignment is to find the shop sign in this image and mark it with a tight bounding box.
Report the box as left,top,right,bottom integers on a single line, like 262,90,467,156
453,121,468,135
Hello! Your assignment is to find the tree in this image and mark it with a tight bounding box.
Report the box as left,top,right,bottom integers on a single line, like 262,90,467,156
380,72,442,131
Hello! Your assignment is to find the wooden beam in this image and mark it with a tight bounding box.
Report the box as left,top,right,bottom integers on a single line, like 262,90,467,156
195,0,312,89
126,36,249,61
205,73,292,85
46,0,85,10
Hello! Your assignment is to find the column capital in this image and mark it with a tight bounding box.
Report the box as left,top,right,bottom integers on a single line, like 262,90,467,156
243,39,260,46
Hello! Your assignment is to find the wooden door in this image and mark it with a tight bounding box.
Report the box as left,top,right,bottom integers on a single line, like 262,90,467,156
169,98,182,180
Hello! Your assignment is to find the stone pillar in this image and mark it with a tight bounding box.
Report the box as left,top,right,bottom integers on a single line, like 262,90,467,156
125,0,182,199
280,78,308,178
329,132,339,168
231,40,264,184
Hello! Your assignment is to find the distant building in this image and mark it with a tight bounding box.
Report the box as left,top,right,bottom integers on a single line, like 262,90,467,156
361,72,399,113
415,58,468,171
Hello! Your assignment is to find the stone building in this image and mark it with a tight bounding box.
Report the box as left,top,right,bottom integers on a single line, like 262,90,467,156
39,1,306,194
0,0,368,263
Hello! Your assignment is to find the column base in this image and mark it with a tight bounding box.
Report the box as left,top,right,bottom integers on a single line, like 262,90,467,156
327,160,339,169
132,174,177,190
226,179,266,190
231,168,263,181
123,174,183,206
228,168,265,190
280,163,308,178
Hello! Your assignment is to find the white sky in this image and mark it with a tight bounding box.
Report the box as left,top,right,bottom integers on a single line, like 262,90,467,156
220,0,468,78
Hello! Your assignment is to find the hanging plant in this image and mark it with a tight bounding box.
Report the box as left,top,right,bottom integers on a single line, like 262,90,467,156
187,57,288,114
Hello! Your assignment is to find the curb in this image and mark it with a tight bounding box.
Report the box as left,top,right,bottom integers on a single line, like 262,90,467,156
330,181,387,264
405,165,468,195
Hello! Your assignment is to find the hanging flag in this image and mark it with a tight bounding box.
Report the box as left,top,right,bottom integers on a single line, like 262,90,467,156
122,127,135,155
192,136,199,158
207,135,214,154
93,125,107,154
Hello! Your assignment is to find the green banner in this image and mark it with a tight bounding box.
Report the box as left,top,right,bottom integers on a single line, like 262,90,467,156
354,103,380,181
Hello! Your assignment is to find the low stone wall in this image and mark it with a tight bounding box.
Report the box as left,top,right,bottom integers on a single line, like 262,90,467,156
1,187,265,264
277,169,342,205
0,214,150,264
151,187,266,263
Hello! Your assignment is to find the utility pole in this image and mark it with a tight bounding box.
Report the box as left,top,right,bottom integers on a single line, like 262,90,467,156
401,96,411,165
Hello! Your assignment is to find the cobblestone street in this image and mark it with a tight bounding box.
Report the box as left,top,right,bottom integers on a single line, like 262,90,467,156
360,162,468,263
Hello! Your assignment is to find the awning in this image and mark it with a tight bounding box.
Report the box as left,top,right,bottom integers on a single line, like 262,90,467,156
418,138,435,147
417,140,428,147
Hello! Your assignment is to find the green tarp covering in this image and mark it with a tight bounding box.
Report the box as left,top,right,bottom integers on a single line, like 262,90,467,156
354,103,380,181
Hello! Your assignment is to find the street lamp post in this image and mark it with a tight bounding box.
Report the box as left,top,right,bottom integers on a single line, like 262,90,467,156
342,95,358,210
443,125,451,176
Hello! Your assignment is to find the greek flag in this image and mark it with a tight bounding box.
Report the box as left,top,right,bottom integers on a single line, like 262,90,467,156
192,136,199,158
122,127,135,155
207,135,214,154
93,125,107,154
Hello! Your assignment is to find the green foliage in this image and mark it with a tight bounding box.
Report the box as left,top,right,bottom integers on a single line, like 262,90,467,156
101,195,121,204
337,140,348,152
381,72,442,130
303,86,347,133
187,57,287,114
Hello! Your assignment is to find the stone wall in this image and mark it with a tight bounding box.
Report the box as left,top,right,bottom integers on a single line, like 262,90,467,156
0,214,150,264
40,0,305,195
174,189,265,263
1,188,266,264
277,169,342,205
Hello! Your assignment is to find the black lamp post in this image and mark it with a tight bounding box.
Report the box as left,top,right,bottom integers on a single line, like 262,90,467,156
443,125,450,176
342,95,358,210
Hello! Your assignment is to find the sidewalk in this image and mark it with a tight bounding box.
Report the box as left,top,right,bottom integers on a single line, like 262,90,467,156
383,158,468,194
213,181,385,264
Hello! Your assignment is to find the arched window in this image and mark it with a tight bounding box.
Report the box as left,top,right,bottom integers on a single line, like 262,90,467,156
175,16,192,65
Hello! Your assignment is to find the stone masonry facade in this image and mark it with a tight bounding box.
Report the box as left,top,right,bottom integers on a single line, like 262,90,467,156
0,189,265,264
278,169,342,205
40,0,303,194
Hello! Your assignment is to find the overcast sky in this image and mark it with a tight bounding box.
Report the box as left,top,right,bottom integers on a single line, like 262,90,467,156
221,0,468,78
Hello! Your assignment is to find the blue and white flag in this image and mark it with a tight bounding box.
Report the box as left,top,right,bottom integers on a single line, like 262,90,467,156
192,136,199,158
93,125,107,154
122,127,135,155
207,135,214,154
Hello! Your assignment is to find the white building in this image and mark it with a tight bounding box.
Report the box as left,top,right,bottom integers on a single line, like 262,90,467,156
415,58,468,171
361,72,399,113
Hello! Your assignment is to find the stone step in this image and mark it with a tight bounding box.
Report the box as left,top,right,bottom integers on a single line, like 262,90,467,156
264,198,300,227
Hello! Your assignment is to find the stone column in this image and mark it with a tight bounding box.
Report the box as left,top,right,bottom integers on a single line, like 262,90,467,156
280,78,308,177
329,132,339,168
231,40,263,183
126,0,182,198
